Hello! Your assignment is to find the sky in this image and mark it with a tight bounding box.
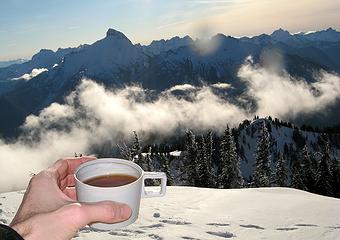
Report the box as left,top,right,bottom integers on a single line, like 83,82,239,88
0,0,340,61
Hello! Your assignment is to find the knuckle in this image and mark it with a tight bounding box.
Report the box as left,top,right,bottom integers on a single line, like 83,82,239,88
28,172,42,185
70,203,84,217
102,203,116,221
59,203,84,220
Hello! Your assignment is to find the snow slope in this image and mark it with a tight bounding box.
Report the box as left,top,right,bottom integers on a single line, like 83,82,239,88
0,187,339,239
237,118,332,181
303,28,340,42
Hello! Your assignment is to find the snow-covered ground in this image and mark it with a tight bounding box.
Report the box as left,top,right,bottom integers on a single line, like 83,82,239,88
0,187,339,239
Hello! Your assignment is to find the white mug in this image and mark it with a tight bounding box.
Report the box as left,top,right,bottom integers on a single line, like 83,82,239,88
74,158,167,230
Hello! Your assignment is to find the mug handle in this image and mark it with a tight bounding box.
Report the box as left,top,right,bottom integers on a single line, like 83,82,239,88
142,172,167,198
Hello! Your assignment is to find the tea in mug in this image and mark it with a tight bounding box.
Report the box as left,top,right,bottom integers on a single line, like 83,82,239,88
84,174,138,187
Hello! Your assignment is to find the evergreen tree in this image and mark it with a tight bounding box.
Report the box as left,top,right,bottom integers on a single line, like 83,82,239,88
301,144,315,191
196,135,210,187
118,143,133,161
204,131,215,187
143,147,153,172
131,131,143,166
184,130,198,186
143,147,156,185
330,156,340,197
230,136,244,188
161,153,174,186
291,157,307,190
118,131,142,162
253,122,272,187
219,126,243,188
274,152,287,187
315,142,333,196
219,126,232,188
131,131,141,156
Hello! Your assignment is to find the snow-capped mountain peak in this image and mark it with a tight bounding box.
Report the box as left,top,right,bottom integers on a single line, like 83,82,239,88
105,28,130,41
143,35,193,55
325,27,336,32
31,49,55,61
271,28,293,42
303,27,340,42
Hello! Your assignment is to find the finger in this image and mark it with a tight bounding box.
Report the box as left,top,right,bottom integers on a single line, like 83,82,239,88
52,156,97,181
61,201,132,228
63,187,77,201
59,174,76,190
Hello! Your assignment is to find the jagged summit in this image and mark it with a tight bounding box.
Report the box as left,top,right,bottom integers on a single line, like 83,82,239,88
144,35,193,55
270,28,295,42
213,33,238,41
271,28,291,37
303,27,340,42
105,28,129,40
325,27,336,32
272,28,290,34
213,33,227,39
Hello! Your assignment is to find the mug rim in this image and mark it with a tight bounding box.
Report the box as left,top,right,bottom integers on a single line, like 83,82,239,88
74,158,144,189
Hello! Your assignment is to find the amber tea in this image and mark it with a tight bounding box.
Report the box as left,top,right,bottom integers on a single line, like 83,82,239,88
84,174,137,187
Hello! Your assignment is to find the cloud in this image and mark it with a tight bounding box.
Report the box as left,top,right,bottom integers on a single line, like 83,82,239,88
239,61,340,118
12,68,48,81
211,83,232,89
167,84,197,92
0,79,248,192
0,61,340,192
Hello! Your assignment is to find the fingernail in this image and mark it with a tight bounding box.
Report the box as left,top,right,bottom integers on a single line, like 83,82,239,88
119,204,132,219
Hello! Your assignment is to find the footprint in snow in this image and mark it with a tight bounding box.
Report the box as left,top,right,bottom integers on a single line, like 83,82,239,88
108,231,129,236
207,223,230,227
327,226,340,229
140,223,164,229
0,219,7,224
276,227,299,231
181,237,202,240
148,233,163,240
294,223,319,227
239,224,265,230
122,229,146,234
160,219,192,225
206,231,235,238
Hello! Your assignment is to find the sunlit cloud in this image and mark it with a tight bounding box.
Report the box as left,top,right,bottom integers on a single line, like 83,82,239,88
11,68,48,81
167,84,197,92
211,83,232,89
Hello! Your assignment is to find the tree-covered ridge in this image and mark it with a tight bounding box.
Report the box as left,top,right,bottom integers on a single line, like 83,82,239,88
112,117,340,198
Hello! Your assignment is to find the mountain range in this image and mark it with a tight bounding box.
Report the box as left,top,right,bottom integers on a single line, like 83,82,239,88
0,59,28,68
0,28,340,137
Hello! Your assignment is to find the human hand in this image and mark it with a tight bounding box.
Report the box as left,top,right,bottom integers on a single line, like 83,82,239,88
10,156,132,240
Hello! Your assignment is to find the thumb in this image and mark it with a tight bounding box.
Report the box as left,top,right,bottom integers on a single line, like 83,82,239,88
63,201,132,228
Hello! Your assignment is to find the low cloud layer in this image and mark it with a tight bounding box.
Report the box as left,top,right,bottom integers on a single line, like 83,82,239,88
12,68,48,81
1,61,340,192
239,61,340,118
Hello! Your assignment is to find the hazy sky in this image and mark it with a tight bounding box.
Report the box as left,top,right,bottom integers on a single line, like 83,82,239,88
1,0,340,61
